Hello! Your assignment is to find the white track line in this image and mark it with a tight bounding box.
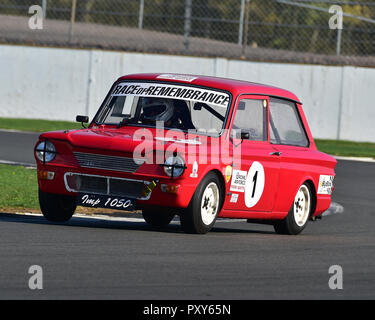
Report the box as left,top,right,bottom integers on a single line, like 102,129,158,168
322,202,344,216
0,129,40,134
7,202,343,223
9,212,246,224
0,159,36,167
333,155,375,163
6,212,146,223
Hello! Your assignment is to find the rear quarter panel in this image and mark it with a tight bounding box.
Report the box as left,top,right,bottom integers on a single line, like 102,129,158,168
272,101,337,218
272,146,336,218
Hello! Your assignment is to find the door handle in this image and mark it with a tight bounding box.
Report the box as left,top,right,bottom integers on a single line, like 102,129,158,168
270,151,282,156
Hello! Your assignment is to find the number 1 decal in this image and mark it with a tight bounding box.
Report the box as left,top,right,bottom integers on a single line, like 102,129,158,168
252,170,258,198
245,161,265,208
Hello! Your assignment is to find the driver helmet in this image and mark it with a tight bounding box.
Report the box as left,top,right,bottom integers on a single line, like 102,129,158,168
142,98,175,122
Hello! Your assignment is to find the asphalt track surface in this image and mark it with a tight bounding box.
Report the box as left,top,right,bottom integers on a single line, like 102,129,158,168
0,130,374,299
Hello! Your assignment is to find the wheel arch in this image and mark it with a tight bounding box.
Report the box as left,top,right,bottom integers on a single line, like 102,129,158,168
180,168,226,234
304,179,317,217
205,169,226,212
190,168,226,212
281,176,317,219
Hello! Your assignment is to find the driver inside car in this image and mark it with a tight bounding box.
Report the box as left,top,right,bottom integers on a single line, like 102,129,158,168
141,98,195,130
141,98,175,127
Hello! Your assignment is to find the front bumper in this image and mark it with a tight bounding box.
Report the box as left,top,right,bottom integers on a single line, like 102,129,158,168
37,163,197,209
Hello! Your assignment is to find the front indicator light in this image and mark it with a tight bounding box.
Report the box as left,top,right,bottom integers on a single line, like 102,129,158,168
161,184,180,194
38,170,55,180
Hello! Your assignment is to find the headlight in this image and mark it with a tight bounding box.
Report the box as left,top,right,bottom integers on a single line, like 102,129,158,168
163,155,186,178
35,141,56,163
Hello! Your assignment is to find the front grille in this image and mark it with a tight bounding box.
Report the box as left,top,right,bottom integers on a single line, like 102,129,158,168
73,152,143,173
110,178,145,197
79,175,107,194
65,173,150,199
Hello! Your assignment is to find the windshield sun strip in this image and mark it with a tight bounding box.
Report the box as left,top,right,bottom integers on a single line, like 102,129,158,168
93,81,233,135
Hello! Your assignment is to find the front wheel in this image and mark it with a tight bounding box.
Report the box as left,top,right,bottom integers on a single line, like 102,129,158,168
180,172,223,234
39,189,76,222
273,183,312,235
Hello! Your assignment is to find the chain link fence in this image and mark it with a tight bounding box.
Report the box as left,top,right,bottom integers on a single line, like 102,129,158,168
0,0,374,66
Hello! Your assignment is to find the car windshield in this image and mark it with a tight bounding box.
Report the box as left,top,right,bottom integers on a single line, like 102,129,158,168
95,82,231,135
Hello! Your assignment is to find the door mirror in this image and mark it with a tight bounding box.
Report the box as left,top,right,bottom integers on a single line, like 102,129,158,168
76,115,89,123
240,131,250,140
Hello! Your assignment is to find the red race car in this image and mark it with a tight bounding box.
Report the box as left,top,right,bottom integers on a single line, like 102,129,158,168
34,73,336,235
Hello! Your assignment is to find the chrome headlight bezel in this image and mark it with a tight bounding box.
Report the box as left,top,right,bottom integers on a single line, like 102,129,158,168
163,155,186,178
35,140,57,164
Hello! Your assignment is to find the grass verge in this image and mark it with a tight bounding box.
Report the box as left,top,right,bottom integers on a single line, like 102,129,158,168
0,164,135,215
0,117,80,132
0,164,39,209
315,139,375,158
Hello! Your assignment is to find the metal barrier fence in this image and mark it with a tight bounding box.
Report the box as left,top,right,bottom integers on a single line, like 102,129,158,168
0,0,374,66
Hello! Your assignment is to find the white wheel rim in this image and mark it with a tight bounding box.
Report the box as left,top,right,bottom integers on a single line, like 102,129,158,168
201,182,219,226
293,185,310,227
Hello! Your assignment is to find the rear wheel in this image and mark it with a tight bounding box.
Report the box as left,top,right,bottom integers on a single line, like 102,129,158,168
39,189,76,222
274,183,312,235
142,208,175,227
180,172,223,234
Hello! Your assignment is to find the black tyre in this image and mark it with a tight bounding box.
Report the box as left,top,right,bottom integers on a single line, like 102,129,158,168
273,183,312,235
39,189,76,222
180,172,223,234
142,208,175,227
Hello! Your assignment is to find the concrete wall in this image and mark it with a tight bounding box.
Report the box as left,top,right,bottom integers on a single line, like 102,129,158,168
0,44,374,142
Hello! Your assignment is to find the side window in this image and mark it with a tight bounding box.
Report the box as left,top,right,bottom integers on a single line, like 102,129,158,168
269,98,309,147
231,99,267,141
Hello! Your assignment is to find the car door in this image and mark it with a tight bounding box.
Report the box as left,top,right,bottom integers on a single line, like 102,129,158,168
224,95,280,212
268,97,311,211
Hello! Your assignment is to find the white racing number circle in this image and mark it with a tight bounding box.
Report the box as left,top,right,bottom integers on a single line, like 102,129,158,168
244,161,265,208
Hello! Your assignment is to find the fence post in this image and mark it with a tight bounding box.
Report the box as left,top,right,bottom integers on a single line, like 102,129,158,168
241,0,250,57
336,28,342,55
238,0,245,45
42,0,47,18
336,67,345,140
69,0,77,43
138,0,144,29
184,0,192,53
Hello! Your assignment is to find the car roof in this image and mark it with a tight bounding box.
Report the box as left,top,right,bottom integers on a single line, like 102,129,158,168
118,73,301,104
